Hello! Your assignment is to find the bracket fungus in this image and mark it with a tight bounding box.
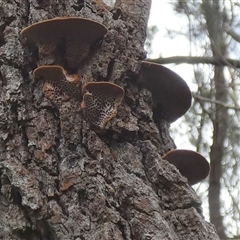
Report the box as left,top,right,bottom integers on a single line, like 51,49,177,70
162,149,210,185
81,82,125,128
20,17,107,70
33,65,81,105
139,61,192,123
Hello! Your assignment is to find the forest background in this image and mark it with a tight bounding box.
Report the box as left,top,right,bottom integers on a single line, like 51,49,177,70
144,0,240,239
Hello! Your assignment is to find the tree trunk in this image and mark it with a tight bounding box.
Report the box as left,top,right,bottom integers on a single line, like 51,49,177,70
202,1,228,238
0,0,219,239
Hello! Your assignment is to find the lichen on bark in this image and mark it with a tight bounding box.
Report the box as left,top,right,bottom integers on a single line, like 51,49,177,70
0,0,219,239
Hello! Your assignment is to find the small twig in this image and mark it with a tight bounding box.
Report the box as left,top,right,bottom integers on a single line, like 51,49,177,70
146,56,240,68
192,93,240,111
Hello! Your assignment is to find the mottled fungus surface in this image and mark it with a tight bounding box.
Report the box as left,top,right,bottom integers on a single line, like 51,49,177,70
81,82,125,128
33,65,81,105
139,61,192,123
162,149,210,185
42,81,65,107
21,17,107,69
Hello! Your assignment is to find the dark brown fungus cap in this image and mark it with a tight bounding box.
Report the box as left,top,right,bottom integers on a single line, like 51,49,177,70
33,65,81,105
21,17,107,69
162,149,210,185
139,61,192,123
81,82,125,128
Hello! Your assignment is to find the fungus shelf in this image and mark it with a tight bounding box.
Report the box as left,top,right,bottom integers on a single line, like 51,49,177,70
140,61,192,123
162,149,210,185
21,17,108,70
33,65,82,105
81,82,125,129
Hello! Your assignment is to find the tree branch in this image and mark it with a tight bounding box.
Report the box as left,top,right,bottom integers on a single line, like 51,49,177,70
193,93,240,111
224,24,240,43
146,56,240,68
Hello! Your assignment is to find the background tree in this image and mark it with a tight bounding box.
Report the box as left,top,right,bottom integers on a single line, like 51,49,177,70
0,0,219,239
148,0,240,238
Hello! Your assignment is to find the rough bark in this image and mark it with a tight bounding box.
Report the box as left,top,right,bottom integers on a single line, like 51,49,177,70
0,0,219,239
